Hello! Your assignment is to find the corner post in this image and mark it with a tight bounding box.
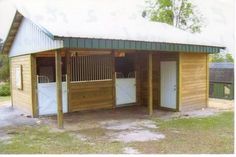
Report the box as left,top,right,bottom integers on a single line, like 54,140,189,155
206,54,209,107
148,53,153,115
55,50,64,129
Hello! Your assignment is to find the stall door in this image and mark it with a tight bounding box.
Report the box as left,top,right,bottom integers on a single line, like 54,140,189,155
116,73,136,106
160,61,177,109
37,77,68,115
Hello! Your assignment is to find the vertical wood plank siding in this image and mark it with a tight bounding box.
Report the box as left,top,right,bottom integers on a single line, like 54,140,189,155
180,53,208,111
137,52,178,108
11,55,34,115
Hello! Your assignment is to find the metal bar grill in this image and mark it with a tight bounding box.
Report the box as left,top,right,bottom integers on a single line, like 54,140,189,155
70,53,113,82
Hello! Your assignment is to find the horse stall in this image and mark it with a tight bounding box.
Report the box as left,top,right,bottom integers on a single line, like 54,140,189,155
34,51,153,115
36,53,68,115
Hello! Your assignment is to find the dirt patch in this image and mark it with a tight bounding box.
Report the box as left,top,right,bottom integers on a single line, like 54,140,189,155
100,119,165,143
208,98,234,110
101,119,157,130
180,108,220,118
123,147,140,154
114,130,165,143
0,103,38,128
0,131,11,144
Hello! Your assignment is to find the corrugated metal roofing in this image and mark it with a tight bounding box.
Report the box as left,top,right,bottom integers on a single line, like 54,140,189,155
210,63,234,69
210,63,234,83
2,2,225,55
17,7,224,48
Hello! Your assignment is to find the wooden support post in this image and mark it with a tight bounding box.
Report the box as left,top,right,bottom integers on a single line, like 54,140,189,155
66,50,71,112
148,53,153,115
178,53,182,111
55,50,64,129
111,52,116,108
206,54,209,107
31,54,39,117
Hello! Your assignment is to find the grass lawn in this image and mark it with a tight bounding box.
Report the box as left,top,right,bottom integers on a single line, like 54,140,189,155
0,96,10,103
130,111,234,154
0,111,234,154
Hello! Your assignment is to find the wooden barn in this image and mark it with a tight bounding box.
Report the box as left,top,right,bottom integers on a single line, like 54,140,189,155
209,63,234,100
2,10,225,128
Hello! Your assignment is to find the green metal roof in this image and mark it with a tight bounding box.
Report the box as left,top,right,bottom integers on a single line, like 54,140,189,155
60,37,224,53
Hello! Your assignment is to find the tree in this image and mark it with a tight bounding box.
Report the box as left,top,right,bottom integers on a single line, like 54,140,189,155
0,38,10,82
225,53,234,62
209,53,234,63
144,0,203,33
0,38,3,51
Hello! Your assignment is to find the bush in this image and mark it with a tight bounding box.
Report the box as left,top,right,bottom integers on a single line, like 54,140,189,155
0,83,10,96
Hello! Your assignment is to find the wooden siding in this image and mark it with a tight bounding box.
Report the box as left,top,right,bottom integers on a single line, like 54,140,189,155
69,81,114,112
9,18,63,57
11,55,33,114
180,53,208,111
137,52,178,108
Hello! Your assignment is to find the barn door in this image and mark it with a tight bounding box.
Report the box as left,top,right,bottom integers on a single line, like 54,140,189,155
37,75,68,115
116,72,136,106
160,61,177,109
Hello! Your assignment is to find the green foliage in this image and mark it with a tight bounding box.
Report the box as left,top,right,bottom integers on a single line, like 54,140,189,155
0,38,10,82
0,54,9,82
0,38,3,51
225,53,234,62
209,53,234,62
145,0,203,33
0,83,10,96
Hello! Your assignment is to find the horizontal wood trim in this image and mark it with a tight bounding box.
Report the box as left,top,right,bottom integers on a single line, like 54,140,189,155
69,80,113,112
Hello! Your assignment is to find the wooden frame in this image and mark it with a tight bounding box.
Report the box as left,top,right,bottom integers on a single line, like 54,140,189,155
112,52,116,108
66,50,71,112
148,53,153,115
31,54,39,117
206,54,209,107
55,50,64,129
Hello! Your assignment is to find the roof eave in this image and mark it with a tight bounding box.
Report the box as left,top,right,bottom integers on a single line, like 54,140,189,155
56,36,224,53
2,11,24,55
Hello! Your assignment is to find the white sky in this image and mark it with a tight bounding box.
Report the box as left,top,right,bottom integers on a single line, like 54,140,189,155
0,0,235,55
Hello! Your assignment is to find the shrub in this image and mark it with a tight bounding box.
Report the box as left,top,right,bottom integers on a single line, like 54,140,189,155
0,83,10,96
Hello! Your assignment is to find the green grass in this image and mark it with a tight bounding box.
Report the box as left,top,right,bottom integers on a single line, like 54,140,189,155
0,96,10,103
0,126,124,154
129,112,234,154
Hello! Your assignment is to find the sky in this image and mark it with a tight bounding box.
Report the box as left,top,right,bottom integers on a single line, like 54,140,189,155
0,0,235,55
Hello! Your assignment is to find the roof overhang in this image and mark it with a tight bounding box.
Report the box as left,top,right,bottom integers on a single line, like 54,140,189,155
57,37,225,53
2,11,23,55
2,10,225,55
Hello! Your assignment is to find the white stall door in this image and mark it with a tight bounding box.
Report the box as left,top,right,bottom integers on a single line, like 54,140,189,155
38,82,68,115
116,78,136,106
160,61,177,109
